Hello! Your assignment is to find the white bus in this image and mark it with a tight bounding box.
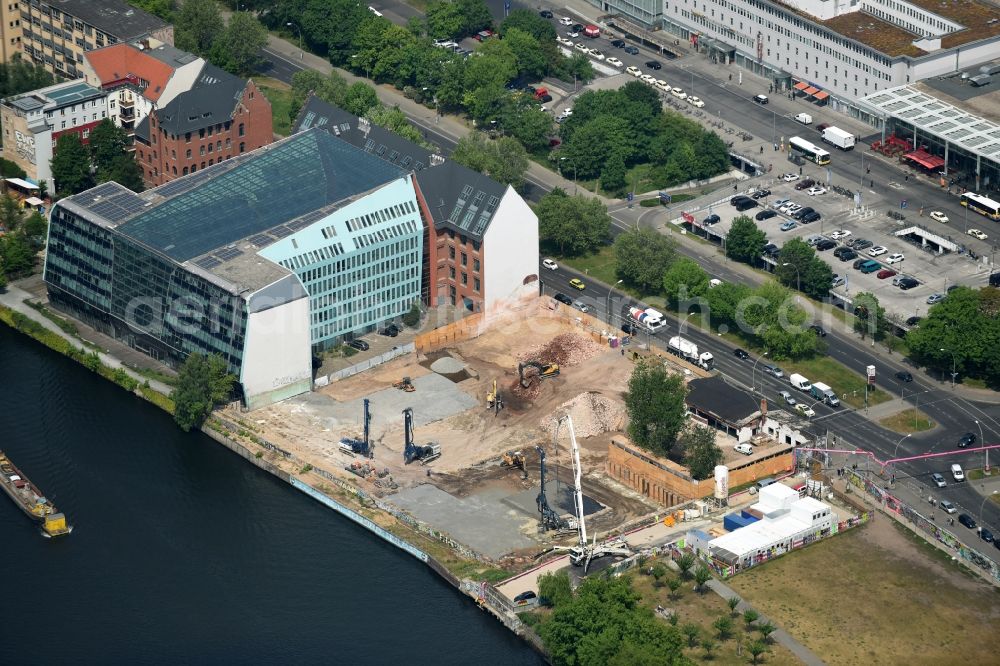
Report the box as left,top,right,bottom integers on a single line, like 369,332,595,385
960,192,1000,221
789,136,831,165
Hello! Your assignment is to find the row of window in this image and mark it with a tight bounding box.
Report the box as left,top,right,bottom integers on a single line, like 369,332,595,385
867,0,957,34
310,296,417,340
446,266,481,292
355,219,419,249
282,242,346,272
342,199,417,234
309,281,418,325
446,245,480,272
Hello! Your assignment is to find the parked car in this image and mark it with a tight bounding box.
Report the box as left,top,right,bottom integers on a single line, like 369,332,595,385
753,94,769,104
555,36,574,46
952,464,965,481
895,370,913,382
926,293,945,304
792,206,815,220
514,590,537,602
968,228,988,240
815,239,837,251
829,230,851,240
687,96,705,107
982,528,995,543
834,247,857,261
572,300,589,313
569,278,586,290
346,339,370,351
559,16,573,25
958,513,976,528
588,49,605,60
756,210,777,221
801,211,822,223
752,188,771,199
809,324,827,337
782,173,799,182
539,9,554,17
905,316,922,326
733,349,751,360
831,276,846,287
553,292,573,305
957,432,977,448
645,60,662,69
929,211,949,223
795,178,816,190
868,246,888,256
851,239,874,251
763,364,784,378
931,473,946,488
898,277,919,290
772,198,789,208
940,500,956,514
780,221,798,231
606,56,624,67
703,214,721,225
885,253,905,264
734,442,754,455
379,324,400,337
621,322,640,335
877,268,897,279
626,65,642,76
807,186,826,196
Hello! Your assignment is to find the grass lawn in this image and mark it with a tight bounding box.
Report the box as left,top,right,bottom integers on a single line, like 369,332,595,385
962,377,989,390
556,245,666,309
728,519,1000,666
878,408,935,433
779,355,891,409
257,77,294,137
629,567,798,664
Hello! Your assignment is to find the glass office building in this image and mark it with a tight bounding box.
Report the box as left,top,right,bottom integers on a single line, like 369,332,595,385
44,129,424,408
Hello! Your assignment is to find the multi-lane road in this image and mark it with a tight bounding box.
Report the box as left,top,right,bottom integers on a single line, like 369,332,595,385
254,7,1000,557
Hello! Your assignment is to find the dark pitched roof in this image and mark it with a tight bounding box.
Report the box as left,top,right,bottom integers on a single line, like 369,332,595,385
49,0,168,40
686,376,761,426
133,115,150,143
153,64,246,135
414,160,507,240
74,129,406,262
293,95,433,171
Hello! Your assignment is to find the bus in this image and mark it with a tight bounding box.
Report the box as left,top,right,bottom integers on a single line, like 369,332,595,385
789,136,831,165
960,192,1000,220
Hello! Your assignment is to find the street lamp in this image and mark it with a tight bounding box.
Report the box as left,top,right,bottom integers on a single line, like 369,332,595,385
751,351,769,394
606,279,623,321
286,22,303,53
979,490,998,531
350,54,371,80
781,262,801,293
889,433,910,482
560,157,577,194
939,347,957,389
976,420,989,474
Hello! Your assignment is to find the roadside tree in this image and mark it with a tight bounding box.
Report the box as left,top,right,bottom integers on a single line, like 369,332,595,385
537,570,573,607
853,291,887,340
613,227,676,293
211,11,268,76
624,358,687,457
170,353,237,432
725,215,767,263
536,189,610,256
662,257,709,306
175,0,224,56
499,9,556,42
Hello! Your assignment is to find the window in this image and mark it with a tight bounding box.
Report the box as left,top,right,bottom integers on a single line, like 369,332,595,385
449,246,455,259
461,252,467,266
474,278,480,292
461,272,468,285
449,266,455,278
239,142,245,152
200,145,205,156
473,258,480,272
238,122,245,137
186,149,191,158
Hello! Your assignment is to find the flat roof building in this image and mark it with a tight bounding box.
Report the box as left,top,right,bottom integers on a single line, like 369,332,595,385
686,375,763,442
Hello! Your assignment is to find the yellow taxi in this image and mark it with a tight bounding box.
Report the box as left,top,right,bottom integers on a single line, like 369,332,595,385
569,278,586,291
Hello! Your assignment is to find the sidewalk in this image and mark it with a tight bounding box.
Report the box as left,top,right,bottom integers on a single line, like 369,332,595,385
0,283,173,395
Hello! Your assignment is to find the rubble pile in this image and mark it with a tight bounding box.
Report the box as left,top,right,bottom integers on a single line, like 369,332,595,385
546,392,627,438
520,332,605,367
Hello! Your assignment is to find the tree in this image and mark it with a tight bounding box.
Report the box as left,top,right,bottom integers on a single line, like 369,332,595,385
727,595,741,615
426,0,464,39
725,215,767,263
343,81,379,116
536,189,610,257
775,238,813,292
601,151,628,194
679,425,722,480
676,552,695,579
693,565,712,593
712,615,732,640
743,609,759,629
613,227,676,293
747,639,768,664
681,622,700,648
704,282,752,329
211,12,268,76
102,155,145,193
662,257,709,307
800,255,834,300
451,132,528,190
500,103,552,153
757,622,776,643
502,27,548,79
500,9,556,42
906,287,997,385
666,576,682,601
537,570,573,607
0,58,54,99
290,69,348,120
700,638,717,658
0,157,27,180
0,234,36,278
50,133,93,196
21,212,47,247
624,358,687,458
456,0,493,36
853,291,887,341
651,562,667,587
0,195,24,233
170,353,237,432
366,105,431,148
88,119,129,174
175,0,224,56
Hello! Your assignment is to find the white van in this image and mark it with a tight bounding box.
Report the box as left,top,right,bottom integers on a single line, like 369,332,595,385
789,373,812,391
951,464,965,481
795,113,813,125
734,443,754,456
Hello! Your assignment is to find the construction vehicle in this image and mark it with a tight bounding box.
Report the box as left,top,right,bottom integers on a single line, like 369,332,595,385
402,407,441,465
393,376,415,392
534,445,574,533
339,398,375,458
518,361,560,388
553,415,631,572
667,336,714,370
500,450,527,479
628,306,666,333
486,378,504,414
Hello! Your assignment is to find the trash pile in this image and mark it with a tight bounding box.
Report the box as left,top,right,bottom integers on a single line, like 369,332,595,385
345,462,397,488
546,391,627,438
520,332,605,367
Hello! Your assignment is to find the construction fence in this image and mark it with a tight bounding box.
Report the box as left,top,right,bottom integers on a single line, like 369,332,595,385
317,343,415,386
413,312,484,353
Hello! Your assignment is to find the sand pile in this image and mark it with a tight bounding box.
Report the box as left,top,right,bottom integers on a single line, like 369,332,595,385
545,391,627,439
430,356,465,374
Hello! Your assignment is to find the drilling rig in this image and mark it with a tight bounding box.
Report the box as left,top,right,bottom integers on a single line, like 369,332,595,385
339,398,374,458
402,407,441,465
534,445,574,533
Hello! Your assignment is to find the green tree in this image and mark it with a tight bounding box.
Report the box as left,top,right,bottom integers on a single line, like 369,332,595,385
666,576,682,601
21,212,47,246
170,353,237,432
681,622,700,648
757,622,776,643
562,114,635,179
701,638,717,658
662,257,709,306
401,302,421,328
651,562,667,587
679,425,722,480
0,195,24,233
500,8,556,42
129,0,175,20
624,358,687,458
747,639,768,664
693,565,712,593
101,155,145,193
743,608,759,629
451,132,529,190
775,237,813,292
712,615,732,640
366,105,431,147
502,27,547,79
293,0,368,63
536,189,611,256
725,215,766,263
0,234,36,278
456,0,493,36
289,69,349,120
853,291,887,341
613,227,676,293
175,0,224,56
537,570,573,607
0,57,54,98
676,552,695,578
50,133,94,196
906,287,996,384
801,255,834,300
0,157,27,180
601,152,628,195
211,12,268,76
343,81,379,116
88,119,128,174
500,103,552,153
425,0,464,39
727,595,741,616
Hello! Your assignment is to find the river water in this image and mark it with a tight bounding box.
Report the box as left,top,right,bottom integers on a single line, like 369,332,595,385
0,324,542,664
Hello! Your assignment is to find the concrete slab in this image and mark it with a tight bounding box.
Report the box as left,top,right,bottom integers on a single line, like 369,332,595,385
502,477,605,519
389,484,536,559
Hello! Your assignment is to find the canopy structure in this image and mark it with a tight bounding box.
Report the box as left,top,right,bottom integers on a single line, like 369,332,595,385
5,177,39,190
904,149,946,170
814,91,830,101
803,86,819,96
793,82,809,91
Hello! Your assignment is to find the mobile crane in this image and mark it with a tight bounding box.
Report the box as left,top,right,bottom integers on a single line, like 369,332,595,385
339,398,374,458
402,407,441,465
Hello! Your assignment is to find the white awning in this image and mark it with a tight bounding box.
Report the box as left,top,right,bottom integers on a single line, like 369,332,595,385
5,177,39,190
25,196,44,206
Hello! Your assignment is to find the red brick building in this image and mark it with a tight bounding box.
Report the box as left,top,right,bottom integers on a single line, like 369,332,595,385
133,64,272,187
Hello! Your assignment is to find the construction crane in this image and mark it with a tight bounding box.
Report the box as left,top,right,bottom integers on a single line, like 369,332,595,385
486,378,504,414
402,407,441,465
534,445,573,533
339,398,374,458
393,376,415,392
554,415,631,572
518,361,560,388
500,450,527,479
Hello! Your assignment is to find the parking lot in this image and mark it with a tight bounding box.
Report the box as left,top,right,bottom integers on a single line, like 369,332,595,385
683,171,993,321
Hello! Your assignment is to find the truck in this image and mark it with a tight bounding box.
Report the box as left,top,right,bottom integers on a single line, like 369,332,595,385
629,306,666,333
794,112,812,125
821,126,856,150
789,373,812,392
668,336,714,370
809,382,840,406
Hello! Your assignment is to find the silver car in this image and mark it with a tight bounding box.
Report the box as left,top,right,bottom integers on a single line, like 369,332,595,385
763,364,784,378
778,390,797,406
931,473,946,488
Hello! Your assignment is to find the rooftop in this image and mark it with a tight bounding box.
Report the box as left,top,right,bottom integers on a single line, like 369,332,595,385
912,0,1000,50
5,79,104,113
154,64,247,134
820,11,927,58
686,376,762,426
48,0,168,39
84,42,199,102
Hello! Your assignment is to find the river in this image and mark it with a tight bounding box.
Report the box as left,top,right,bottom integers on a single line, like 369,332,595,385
0,324,543,664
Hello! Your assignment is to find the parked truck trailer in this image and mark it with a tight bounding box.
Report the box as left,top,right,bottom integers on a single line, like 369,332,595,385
667,336,714,370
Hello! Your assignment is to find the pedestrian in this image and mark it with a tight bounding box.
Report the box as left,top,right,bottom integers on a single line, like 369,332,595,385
621,346,625,356
773,142,778,151
866,166,870,175
760,145,764,154
870,178,874,188
799,166,803,175
729,73,732,81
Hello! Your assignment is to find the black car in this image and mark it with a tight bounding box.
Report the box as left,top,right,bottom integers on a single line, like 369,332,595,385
346,339,370,352
538,93,552,103
752,189,771,199
958,513,977,529
815,239,836,251
379,323,400,337
703,214,720,225
756,210,777,221
553,292,573,305
514,590,537,602
851,239,874,251
895,371,913,382
794,179,816,190
853,258,868,269
958,432,977,448
802,211,822,223
982,528,995,544
539,10,553,17
645,60,662,70
731,195,752,205
905,316,922,326
899,278,919,290
734,349,750,360
624,45,639,54
762,243,781,257
734,199,758,211
809,324,827,337
611,39,626,48
572,23,583,32
621,322,640,336
834,247,858,261
792,207,814,220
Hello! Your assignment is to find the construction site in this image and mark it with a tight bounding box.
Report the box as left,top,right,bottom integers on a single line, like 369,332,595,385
233,304,661,563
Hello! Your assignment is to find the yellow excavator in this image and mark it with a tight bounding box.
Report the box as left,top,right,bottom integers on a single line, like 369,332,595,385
500,450,528,479
393,376,415,392
518,361,560,388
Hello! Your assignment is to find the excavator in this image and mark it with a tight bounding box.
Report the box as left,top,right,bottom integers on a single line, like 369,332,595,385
518,361,560,389
486,378,503,414
393,376,415,392
500,450,527,479
402,407,441,465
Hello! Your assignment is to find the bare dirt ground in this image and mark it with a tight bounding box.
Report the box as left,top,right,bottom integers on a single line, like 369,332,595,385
728,516,1000,665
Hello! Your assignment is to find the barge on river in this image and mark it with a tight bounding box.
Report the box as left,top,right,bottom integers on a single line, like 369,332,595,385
0,451,71,537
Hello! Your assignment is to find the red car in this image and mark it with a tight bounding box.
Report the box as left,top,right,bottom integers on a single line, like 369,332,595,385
474,29,494,41
584,25,601,38
877,268,897,279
